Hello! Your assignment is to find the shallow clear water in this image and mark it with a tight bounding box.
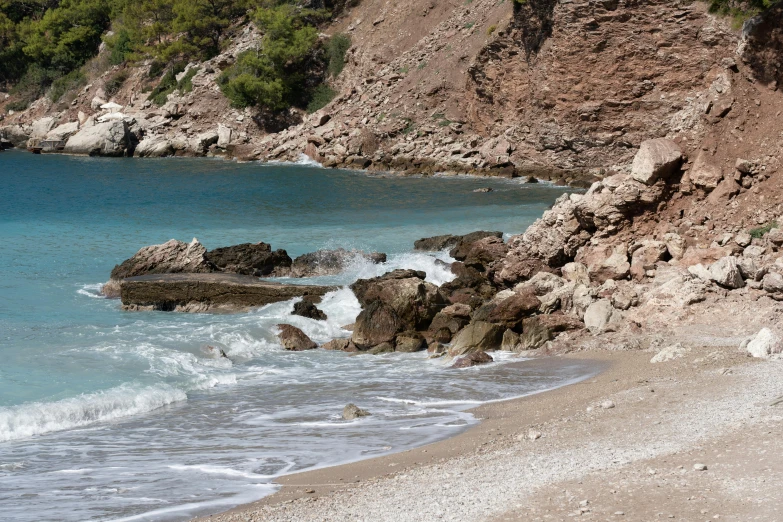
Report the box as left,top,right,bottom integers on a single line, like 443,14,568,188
0,150,595,521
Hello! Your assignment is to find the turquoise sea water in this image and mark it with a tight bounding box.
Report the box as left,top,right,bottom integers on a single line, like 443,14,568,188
0,150,596,521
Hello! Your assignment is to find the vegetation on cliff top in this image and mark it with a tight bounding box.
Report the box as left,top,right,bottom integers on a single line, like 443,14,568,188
1,0,350,114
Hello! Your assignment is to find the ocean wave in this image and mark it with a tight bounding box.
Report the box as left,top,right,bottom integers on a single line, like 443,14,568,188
76,283,106,299
0,384,187,442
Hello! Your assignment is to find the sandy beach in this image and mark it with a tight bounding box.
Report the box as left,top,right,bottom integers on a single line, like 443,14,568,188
196,344,782,522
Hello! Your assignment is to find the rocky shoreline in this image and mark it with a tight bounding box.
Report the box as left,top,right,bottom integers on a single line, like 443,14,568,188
104,138,783,368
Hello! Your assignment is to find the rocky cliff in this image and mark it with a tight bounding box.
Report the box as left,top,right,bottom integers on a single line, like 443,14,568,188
1,1,778,185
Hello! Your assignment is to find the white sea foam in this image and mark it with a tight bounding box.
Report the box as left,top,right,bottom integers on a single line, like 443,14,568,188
0,384,187,442
76,283,105,298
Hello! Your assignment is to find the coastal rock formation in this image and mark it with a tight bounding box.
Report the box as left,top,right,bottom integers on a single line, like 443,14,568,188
134,137,174,158
277,324,318,351
289,249,386,278
292,300,328,321
119,273,334,312
104,238,213,297
205,242,292,277
451,351,494,369
342,403,371,420
448,322,504,357
63,121,135,157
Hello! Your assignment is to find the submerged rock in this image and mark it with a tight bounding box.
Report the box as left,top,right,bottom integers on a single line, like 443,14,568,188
451,351,494,368
292,300,328,321
277,324,318,351
342,403,371,420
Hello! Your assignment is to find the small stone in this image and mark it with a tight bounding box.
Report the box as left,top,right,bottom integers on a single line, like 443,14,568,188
305,489,315,494
615,512,625,516
528,429,542,440
693,463,708,471
601,400,616,409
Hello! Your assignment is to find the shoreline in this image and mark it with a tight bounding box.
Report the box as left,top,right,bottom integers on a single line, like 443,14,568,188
0,147,594,188
195,347,783,521
192,351,633,519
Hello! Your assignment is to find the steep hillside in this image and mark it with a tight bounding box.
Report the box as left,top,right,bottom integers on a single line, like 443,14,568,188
1,0,782,188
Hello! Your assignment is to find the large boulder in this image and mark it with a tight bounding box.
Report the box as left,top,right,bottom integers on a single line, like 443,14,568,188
290,249,386,278
486,289,541,330
454,236,508,272
762,272,783,295
292,300,328,321
110,238,213,281
45,121,80,142
745,328,783,358
350,270,442,331
448,231,504,260
205,242,292,277
584,299,622,334
630,139,683,185
426,304,471,343
577,244,631,284
134,137,174,157
630,240,669,280
451,351,494,368
518,314,584,351
351,301,401,348
448,321,504,357
689,150,724,189
63,120,134,157
277,324,317,351
709,256,744,289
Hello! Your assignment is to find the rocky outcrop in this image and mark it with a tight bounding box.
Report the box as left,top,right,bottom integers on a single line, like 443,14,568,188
104,238,213,297
204,242,292,277
63,120,135,157
451,351,494,369
134,137,174,158
289,249,386,278
342,403,371,420
277,324,318,351
350,269,442,332
120,273,335,312
745,328,782,359
447,321,504,357
292,300,328,321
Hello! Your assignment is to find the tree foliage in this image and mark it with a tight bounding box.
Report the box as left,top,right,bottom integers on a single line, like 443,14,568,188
218,3,326,111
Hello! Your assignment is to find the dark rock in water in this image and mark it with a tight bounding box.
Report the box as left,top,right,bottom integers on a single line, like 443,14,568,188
120,273,335,313
205,242,292,277
277,324,318,351
452,236,508,272
439,263,497,308
414,234,460,251
323,338,359,352
448,321,504,357
352,301,401,348
486,289,542,330
350,270,442,333
451,351,494,368
394,331,426,352
342,403,370,420
110,238,214,281
473,187,493,193
292,300,328,321
448,231,504,260
518,314,584,351
290,249,386,278
414,230,502,252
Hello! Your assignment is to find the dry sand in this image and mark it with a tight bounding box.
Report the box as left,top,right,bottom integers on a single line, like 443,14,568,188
195,345,783,522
